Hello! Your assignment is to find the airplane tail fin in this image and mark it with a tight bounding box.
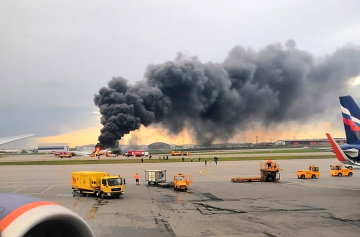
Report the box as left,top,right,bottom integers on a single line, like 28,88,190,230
339,96,360,144
326,133,348,163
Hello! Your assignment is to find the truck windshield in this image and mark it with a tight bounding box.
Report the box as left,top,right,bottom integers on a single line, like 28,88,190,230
107,178,122,186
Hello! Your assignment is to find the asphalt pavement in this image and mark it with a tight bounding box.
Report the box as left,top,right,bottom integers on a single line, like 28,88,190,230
0,158,359,237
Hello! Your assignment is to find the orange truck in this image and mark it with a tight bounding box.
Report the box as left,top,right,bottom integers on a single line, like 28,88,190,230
173,173,192,191
144,170,192,191
170,151,190,156
56,152,75,158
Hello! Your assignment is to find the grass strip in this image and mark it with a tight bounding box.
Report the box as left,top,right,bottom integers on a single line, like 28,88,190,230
0,155,335,165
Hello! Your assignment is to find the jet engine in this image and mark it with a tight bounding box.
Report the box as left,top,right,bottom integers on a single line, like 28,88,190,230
0,193,94,237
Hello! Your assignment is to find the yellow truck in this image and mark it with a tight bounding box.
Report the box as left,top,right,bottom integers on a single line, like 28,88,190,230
330,164,353,177
297,165,320,179
72,171,125,198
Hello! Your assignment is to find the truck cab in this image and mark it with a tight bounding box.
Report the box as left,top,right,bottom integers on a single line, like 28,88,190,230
297,165,320,179
330,164,353,177
99,176,126,197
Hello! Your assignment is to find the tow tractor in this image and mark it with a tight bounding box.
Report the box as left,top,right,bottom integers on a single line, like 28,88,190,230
231,161,280,182
297,165,320,179
144,170,192,191
173,173,192,191
330,164,353,177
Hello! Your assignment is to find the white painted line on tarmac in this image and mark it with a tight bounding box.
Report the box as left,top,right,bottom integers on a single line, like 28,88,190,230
37,185,54,194
0,180,68,184
285,180,360,191
13,186,27,193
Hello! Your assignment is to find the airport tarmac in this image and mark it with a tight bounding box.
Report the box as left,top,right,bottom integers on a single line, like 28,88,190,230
0,158,359,236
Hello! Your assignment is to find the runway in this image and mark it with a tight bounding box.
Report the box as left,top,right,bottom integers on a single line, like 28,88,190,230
0,158,359,236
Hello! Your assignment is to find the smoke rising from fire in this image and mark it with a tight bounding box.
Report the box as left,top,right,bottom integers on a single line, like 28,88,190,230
94,41,360,148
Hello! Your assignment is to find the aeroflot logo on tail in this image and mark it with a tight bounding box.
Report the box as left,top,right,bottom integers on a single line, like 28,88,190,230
341,106,360,132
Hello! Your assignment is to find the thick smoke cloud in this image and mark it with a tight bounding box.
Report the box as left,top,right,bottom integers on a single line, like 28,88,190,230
94,41,360,148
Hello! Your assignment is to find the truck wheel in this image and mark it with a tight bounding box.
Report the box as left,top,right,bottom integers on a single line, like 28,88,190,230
311,174,316,179
348,172,353,176
100,192,105,198
300,174,305,179
338,173,342,177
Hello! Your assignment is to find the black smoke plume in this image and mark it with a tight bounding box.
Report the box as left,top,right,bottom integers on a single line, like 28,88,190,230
94,41,360,148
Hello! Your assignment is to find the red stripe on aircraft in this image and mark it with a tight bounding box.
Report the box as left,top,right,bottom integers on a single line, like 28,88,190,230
0,201,57,231
326,133,347,162
343,118,360,131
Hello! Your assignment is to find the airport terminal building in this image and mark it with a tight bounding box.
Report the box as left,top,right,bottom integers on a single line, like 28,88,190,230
38,143,69,153
274,138,346,146
148,142,171,150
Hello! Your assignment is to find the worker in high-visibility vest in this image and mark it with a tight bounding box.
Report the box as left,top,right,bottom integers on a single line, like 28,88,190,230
266,159,272,168
134,173,140,185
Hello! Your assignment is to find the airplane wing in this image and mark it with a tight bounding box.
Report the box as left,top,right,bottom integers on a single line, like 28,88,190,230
0,134,35,145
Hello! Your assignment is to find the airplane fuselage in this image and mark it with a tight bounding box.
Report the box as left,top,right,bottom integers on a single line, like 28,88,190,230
340,144,360,160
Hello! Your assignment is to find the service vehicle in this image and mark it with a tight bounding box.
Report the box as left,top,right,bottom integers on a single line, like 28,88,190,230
297,165,320,179
173,173,192,190
72,171,126,198
330,164,353,177
125,150,149,157
57,152,75,158
170,151,190,156
145,170,167,185
231,161,281,182
144,170,192,191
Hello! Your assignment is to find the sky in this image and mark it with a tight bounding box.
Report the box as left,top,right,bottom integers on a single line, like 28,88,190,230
1,0,360,147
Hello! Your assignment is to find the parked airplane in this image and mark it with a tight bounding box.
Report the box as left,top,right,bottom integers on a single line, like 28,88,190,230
0,149,23,154
0,134,34,153
0,134,34,146
326,95,360,168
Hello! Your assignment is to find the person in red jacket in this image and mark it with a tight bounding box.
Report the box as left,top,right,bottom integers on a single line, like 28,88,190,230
134,173,140,185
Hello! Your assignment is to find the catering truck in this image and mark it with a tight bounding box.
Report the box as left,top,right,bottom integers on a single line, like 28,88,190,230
72,171,126,198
